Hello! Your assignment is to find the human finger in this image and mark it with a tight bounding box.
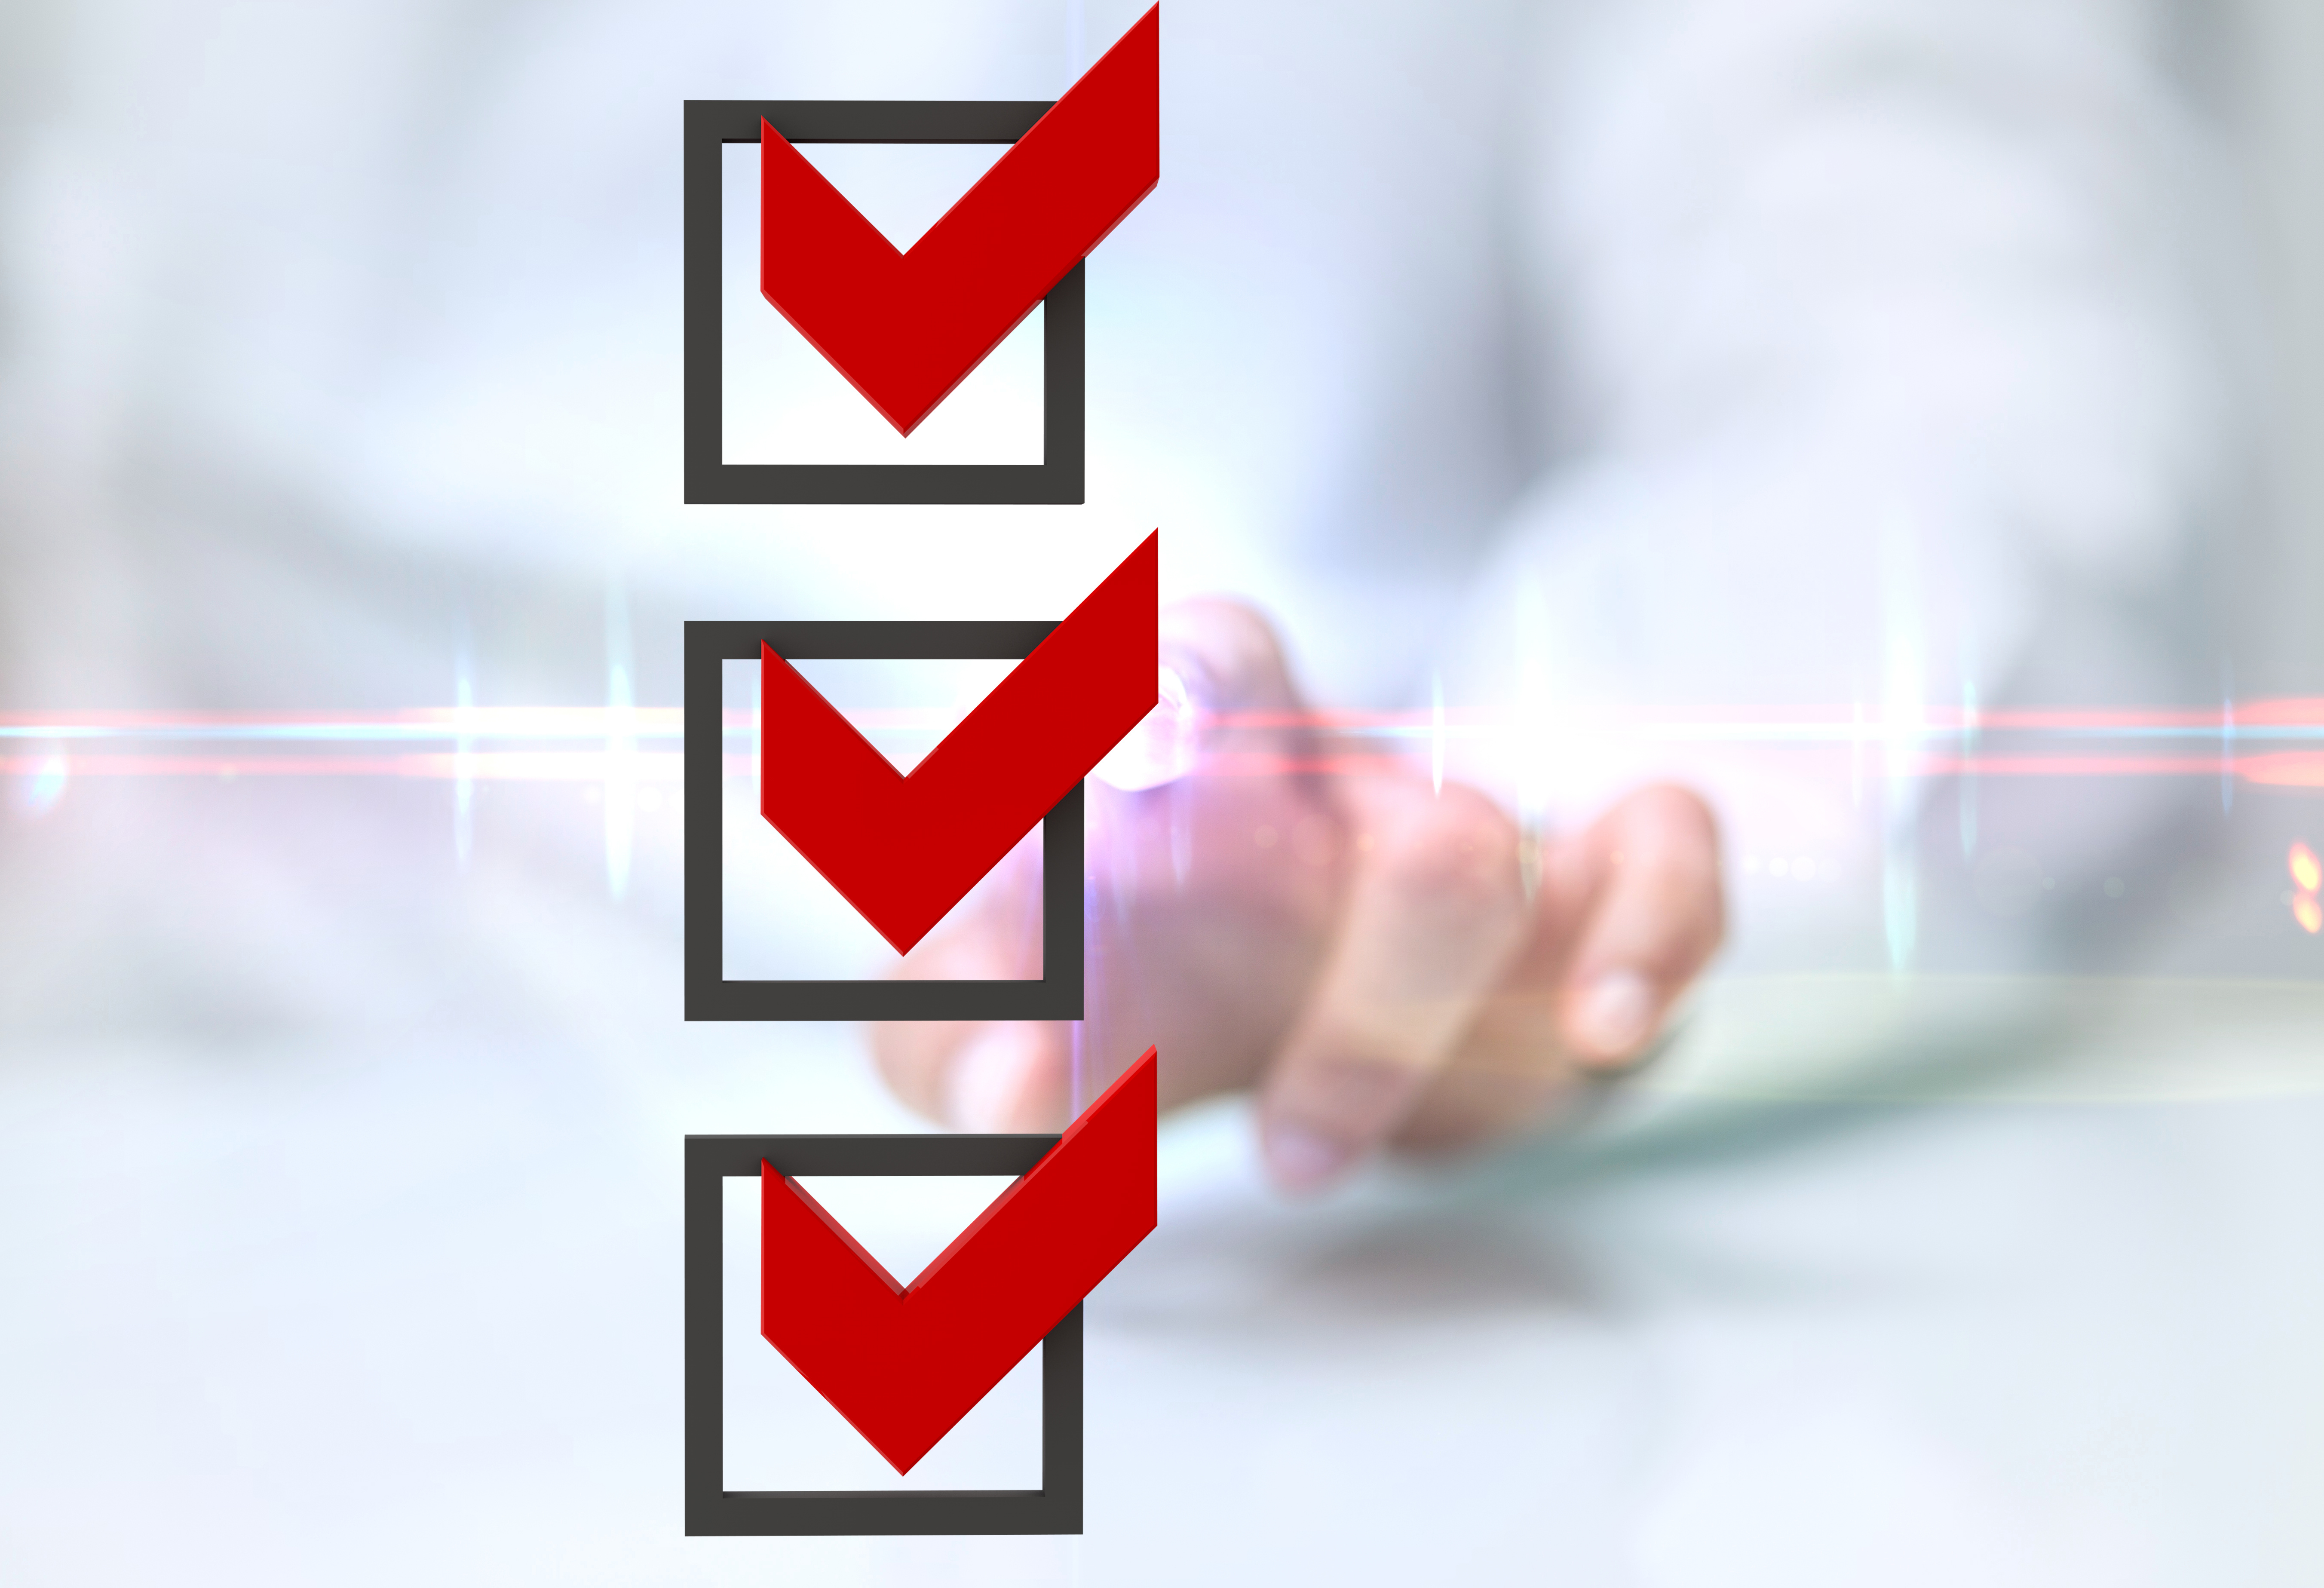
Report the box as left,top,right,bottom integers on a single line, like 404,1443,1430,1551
1553,784,1724,1068
1374,803,1606,1149
873,597,1325,1132
1390,785,1725,1148
866,834,1072,1131
869,1014,1077,1133
1255,776,1530,1193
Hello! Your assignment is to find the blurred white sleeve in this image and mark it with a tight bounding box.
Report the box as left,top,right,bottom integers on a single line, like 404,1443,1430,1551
1443,0,2244,970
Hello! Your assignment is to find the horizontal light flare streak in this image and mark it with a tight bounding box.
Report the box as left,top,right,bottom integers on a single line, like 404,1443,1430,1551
1919,752,2324,783
0,752,689,782
1191,749,2324,785
7,749,2320,788
1,700,2321,737
0,708,688,742
1,702,2321,776
0,708,1018,743
1213,711,2324,744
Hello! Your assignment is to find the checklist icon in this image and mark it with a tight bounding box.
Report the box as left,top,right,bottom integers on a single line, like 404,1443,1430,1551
679,9,1165,1542
684,535,1156,1022
682,7,1159,505
684,1052,1157,1536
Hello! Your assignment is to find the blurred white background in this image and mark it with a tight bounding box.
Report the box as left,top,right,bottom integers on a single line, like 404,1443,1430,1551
0,1,2321,1583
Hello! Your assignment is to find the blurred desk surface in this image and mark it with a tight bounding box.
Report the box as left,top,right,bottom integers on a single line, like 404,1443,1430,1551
3,974,2322,1585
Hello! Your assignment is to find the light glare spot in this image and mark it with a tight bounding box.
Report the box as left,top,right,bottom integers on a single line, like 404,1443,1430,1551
1094,666,1197,792
13,751,67,817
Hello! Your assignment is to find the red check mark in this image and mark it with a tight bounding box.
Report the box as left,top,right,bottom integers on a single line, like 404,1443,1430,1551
760,532,1157,955
759,5,1159,435
761,1048,1157,1474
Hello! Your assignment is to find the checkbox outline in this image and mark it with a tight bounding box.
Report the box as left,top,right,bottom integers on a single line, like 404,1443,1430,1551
683,619,1084,1023
683,99,1086,506
684,1131,1083,1536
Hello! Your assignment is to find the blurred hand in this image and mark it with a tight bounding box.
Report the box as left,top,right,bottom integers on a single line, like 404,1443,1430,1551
871,600,1724,1193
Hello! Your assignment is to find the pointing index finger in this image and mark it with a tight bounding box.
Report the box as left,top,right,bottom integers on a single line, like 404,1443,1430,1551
1255,776,1530,1193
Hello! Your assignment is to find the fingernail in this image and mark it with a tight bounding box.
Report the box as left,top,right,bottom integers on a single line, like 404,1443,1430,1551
1263,1122,1353,1194
1575,971,1656,1061
946,1030,1040,1132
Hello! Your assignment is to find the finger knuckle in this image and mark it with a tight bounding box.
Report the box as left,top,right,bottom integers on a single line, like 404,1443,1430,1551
1622,782,1718,842
1162,598,1295,709
1371,786,1521,911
